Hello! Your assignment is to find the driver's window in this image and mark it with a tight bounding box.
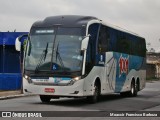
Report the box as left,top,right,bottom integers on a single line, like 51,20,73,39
98,25,109,53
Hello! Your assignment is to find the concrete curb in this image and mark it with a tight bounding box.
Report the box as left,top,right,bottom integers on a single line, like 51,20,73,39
0,94,26,100
0,94,36,100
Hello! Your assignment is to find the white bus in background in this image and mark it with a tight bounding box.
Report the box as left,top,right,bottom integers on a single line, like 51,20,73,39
16,15,146,103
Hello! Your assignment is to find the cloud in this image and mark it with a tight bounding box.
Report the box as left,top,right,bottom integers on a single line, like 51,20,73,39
0,0,160,50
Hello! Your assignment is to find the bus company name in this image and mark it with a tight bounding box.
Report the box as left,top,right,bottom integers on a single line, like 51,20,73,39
119,55,129,77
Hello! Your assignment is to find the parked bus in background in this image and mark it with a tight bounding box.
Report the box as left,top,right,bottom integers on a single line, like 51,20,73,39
15,15,146,103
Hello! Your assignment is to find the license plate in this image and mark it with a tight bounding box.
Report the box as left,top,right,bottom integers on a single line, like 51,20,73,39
44,88,55,93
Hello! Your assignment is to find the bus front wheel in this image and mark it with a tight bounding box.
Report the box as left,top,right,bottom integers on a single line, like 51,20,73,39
87,83,100,103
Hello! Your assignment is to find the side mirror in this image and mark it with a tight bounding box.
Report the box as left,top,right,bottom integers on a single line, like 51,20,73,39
15,37,21,51
81,34,90,50
15,34,28,51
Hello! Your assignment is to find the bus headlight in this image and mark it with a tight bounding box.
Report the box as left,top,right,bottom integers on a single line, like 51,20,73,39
68,76,81,85
24,75,29,79
24,75,32,83
73,76,81,81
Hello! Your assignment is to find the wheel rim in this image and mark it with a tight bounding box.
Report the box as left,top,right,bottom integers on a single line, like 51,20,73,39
131,85,134,94
131,83,135,95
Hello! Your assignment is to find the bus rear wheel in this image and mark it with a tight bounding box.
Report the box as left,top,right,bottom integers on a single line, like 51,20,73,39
87,83,100,104
120,80,138,97
40,95,51,103
129,81,137,97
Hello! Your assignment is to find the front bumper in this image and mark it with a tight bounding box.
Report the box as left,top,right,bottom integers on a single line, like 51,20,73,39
23,78,85,97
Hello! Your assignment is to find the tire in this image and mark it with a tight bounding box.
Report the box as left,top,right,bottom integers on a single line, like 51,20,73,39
87,83,100,104
120,91,129,97
128,81,137,97
136,81,140,91
120,81,137,97
40,95,51,103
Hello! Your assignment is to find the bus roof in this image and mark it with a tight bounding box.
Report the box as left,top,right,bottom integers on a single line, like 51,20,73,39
101,22,143,38
32,15,144,39
32,15,98,27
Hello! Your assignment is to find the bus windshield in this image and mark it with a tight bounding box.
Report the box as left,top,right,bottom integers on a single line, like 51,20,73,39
25,27,84,72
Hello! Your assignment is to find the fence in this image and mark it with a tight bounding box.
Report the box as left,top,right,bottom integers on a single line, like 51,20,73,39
0,32,27,90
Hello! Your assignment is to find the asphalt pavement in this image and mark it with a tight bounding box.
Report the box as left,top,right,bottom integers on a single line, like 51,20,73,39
0,80,160,120
0,90,24,100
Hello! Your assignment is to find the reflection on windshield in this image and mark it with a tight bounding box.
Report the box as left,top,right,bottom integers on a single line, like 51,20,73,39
25,34,54,71
25,27,84,72
52,35,83,71
35,42,49,72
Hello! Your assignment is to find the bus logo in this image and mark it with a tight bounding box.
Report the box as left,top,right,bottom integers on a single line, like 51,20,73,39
100,55,103,61
119,55,129,77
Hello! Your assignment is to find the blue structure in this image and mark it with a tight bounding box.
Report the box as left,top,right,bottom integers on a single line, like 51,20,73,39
0,32,27,90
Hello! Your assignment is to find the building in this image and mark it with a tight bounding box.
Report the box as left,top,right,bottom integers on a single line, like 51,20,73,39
147,52,160,79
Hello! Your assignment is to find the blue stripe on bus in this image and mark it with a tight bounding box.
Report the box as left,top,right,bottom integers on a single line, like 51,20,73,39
113,52,144,92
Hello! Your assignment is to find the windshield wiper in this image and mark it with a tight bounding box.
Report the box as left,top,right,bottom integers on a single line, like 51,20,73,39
35,43,48,72
55,43,65,69
44,43,48,60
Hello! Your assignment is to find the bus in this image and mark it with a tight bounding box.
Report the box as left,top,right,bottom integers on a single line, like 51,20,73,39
15,15,146,103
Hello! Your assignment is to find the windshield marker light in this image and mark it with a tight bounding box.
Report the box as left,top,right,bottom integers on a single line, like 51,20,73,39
24,75,32,83
36,30,54,34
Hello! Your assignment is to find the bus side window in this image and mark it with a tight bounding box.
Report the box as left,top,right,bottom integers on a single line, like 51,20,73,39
136,38,146,57
117,32,130,54
85,23,99,74
98,25,109,53
141,39,146,57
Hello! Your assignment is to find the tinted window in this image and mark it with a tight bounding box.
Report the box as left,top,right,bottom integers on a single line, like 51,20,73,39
139,38,146,57
98,25,109,53
114,30,145,57
86,23,99,74
116,32,130,54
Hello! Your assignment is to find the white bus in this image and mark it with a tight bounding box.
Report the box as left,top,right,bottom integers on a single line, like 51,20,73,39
16,15,146,103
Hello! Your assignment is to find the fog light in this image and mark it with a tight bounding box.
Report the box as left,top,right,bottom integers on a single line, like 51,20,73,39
24,75,32,83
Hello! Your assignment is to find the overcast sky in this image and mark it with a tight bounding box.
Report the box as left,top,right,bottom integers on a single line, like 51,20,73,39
0,0,160,51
